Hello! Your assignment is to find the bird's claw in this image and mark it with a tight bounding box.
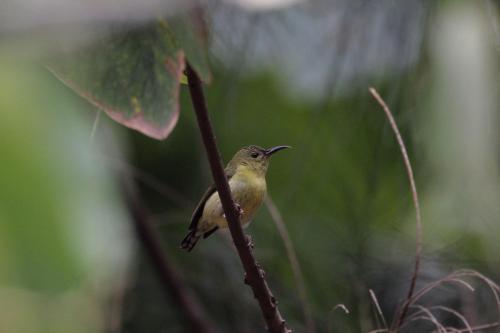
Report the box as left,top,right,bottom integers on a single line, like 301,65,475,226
235,203,244,216
222,203,244,219
256,262,266,277
246,234,254,249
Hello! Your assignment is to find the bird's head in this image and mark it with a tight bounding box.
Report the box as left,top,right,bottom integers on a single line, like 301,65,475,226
229,145,290,176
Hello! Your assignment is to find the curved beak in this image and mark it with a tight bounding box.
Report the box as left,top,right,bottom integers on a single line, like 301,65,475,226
264,145,291,156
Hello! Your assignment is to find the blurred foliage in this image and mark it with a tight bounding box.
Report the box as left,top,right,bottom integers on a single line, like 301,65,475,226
49,11,210,139
1,0,500,333
50,22,183,139
0,57,132,332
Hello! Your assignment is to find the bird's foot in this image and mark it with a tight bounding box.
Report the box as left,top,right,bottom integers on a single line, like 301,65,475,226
235,203,244,216
256,262,266,277
243,266,266,284
245,234,254,249
222,203,244,219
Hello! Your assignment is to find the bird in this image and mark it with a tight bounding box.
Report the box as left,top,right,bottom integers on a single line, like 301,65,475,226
181,145,290,251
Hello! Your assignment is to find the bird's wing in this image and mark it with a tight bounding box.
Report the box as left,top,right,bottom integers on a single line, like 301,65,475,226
188,166,236,231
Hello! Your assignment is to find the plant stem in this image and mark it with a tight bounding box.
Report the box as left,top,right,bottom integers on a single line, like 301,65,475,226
369,87,422,331
186,62,291,333
127,185,217,333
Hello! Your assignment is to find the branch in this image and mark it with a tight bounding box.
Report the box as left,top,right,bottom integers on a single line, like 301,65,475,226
126,185,217,333
368,87,422,331
186,63,291,333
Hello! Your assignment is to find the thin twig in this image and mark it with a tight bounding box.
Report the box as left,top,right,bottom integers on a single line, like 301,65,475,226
327,304,350,333
90,110,101,142
400,315,446,332
369,87,422,331
427,306,473,333
394,269,500,333
369,289,388,330
447,278,476,293
125,184,217,333
186,63,291,333
405,305,473,333
265,196,315,333
332,304,350,315
401,270,500,313
448,321,500,333
454,269,500,311
409,305,447,333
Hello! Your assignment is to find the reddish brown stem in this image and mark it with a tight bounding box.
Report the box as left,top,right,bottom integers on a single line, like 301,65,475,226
127,186,217,333
186,63,291,333
369,87,422,331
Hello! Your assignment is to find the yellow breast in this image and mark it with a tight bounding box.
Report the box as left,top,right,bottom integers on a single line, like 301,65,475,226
203,165,267,229
231,167,267,225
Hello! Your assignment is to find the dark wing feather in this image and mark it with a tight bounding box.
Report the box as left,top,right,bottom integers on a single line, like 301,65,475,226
188,184,216,230
188,166,236,231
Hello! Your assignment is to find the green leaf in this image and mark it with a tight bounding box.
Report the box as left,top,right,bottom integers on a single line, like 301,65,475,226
50,22,185,140
166,10,212,83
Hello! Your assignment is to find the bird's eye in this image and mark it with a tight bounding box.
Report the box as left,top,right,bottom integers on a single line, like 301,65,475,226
250,152,259,158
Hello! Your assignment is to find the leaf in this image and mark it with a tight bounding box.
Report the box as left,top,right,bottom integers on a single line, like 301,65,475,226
49,23,185,140
167,9,212,83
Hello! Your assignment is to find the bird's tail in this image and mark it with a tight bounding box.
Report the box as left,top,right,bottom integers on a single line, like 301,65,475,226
180,229,200,252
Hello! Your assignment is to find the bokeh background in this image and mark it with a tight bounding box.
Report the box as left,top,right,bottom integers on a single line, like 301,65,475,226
1,0,499,332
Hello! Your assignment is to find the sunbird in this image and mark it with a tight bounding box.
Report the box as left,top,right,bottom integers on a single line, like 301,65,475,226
181,145,290,251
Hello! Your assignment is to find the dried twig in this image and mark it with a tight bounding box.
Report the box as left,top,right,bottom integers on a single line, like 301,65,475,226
411,305,447,333
401,315,446,332
427,306,473,333
449,321,500,333
369,87,422,330
186,63,291,333
369,289,388,330
89,110,101,142
265,196,315,333
327,304,350,333
454,269,500,312
396,269,500,332
401,270,500,313
404,305,473,333
332,304,350,315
